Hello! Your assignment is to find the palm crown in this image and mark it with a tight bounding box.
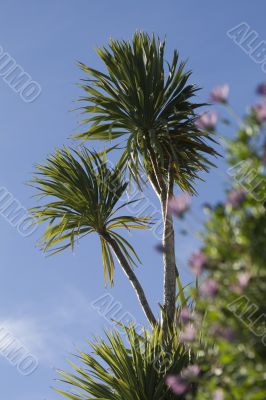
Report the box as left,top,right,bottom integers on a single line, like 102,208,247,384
76,32,218,193
56,324,190,400
30,147,149,284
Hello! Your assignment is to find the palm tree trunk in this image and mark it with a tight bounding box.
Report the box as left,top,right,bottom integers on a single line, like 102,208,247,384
103,232,157,328
147,174,177,327
161,193,177,326
144,131,178,327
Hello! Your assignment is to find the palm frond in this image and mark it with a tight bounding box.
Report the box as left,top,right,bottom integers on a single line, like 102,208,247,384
75,32,219,193
55,324,191,400
30,147,150,284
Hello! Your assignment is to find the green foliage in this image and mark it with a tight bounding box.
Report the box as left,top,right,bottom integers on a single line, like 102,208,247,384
56,324,191,400
187,95,266,398
75,32,218,192
30,147,149,284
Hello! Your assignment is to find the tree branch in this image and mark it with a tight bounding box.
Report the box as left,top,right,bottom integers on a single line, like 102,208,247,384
102,232,157,328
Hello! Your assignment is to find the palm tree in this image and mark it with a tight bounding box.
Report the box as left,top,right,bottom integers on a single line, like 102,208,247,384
74,32,218,324
30,147,156,327
55,324,191,400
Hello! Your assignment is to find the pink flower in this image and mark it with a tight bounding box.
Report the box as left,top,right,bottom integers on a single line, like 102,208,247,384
254,102,266,123
213,389,224,400
230,272,250,294
165,375,189,395
195,110,218,130
189,250,207,275
211,325,236,341
256,82,266,96
227,188,246,207
210,84,229,103
167,193,191,218
179,306,192,324
237,271,251,289
182,364,200,379
180,325,197,343
201,279,218,298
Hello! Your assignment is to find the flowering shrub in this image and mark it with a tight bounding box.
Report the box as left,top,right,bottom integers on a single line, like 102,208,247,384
167,83,266,399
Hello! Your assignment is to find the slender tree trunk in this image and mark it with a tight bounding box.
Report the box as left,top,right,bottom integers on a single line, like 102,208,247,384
144,131,178,327
147,173,177,327
103,232,157,328
161,193,177,326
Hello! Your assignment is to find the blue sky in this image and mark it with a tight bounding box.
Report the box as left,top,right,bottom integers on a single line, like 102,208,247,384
0,1,265,398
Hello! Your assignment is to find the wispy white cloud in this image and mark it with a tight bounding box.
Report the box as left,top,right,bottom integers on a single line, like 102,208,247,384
0,286,100,366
